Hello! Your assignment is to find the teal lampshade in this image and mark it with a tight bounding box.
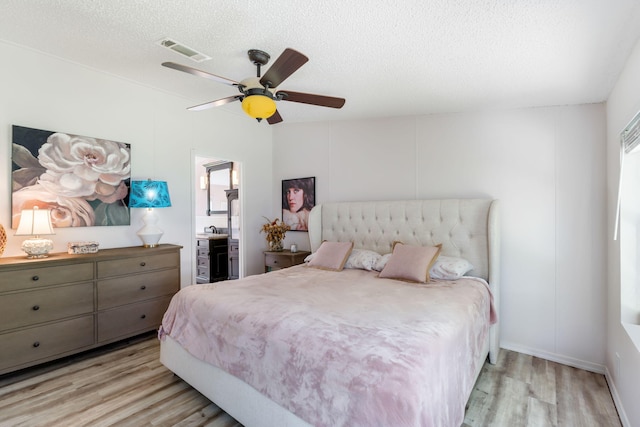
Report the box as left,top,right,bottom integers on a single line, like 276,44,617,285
129,180,172,208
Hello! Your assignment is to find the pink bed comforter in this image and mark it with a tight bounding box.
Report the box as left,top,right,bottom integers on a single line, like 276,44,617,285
159,265,496,427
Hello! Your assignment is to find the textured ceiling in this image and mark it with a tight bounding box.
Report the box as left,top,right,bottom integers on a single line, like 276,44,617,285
2,0,640,124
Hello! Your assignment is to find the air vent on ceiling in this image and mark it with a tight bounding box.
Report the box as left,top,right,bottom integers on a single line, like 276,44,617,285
157,38,211,62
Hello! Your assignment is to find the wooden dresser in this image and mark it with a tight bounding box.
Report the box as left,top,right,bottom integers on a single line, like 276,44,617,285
0,244,181,375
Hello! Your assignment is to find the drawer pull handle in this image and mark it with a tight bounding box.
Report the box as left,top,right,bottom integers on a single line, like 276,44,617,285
32,305,40,311
140,285,146,290
32,275,39,281
33,342,40,348
140,262,146,267
273,260,278,264
140,314,146,319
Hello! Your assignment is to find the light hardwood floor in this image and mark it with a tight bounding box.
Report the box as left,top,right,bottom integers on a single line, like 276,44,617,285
463,349,621,427
0,333,621,427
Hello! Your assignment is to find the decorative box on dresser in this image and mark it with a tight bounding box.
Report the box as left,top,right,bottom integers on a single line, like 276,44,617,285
0,244,181,375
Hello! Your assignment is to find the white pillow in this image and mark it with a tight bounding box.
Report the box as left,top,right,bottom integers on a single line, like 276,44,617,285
430,255,474,280
373,253,392,272
344,249,382,271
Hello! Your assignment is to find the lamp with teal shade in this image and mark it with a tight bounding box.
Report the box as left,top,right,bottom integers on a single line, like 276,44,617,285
129,179,172,247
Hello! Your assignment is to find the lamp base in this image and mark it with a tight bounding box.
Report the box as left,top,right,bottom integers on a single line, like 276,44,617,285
136,208,164,248
22,237,54,258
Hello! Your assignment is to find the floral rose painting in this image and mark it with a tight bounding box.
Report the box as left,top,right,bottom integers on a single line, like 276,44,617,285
11,125,131,228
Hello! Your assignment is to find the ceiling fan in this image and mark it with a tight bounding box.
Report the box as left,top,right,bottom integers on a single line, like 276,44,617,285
162,48,346,125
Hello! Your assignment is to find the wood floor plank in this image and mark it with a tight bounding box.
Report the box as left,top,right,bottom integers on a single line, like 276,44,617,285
529,355,556,405
555,362,621,427
526,396,558,426
172,404,240,427
502,350,533,383
0,334,622,427
486,374,531,426
120,382,211,425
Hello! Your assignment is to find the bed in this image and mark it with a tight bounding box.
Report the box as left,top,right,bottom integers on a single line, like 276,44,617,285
160,198,500,427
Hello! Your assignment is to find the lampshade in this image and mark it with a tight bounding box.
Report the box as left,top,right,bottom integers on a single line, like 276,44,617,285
15,206,55,258
129,179,172,248
241,94,277,119
129,180,172,208
16,207,55,236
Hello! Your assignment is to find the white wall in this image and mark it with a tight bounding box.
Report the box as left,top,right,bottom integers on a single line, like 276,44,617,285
0,41,274,282
606,37,640,427
273,104,607,372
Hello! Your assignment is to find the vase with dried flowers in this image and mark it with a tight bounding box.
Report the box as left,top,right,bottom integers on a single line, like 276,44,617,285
260,217,290,252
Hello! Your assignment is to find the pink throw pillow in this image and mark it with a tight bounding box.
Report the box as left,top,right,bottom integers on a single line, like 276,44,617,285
307,241,354,271
378,242,442,283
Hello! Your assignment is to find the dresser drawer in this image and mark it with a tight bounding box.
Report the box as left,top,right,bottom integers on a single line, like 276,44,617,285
0,283,94,332
0,315,94,373
97,296,173,342
0,263,93,292
197,247,209,258
229,242,239,255
97,269,178,310
97,252,179,279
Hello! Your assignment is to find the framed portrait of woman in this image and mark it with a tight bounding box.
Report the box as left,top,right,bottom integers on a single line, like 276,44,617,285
281,177,315,231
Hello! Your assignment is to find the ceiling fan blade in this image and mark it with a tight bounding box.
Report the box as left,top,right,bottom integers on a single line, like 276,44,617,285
277,91,346,109
187,95,242,111
162,62,238,86
260,48,308,88
267,110,283,125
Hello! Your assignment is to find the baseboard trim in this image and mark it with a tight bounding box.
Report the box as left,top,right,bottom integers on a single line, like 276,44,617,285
605,367,630,427
500,342,605,374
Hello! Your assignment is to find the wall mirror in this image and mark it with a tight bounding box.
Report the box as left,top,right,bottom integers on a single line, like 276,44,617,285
205,161,233,215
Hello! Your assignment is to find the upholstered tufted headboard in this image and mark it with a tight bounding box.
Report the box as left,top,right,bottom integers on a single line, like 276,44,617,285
308,198,501,363
308,199,499,282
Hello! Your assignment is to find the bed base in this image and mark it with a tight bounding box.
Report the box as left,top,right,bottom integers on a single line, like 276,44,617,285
160,335,311,427
161,334,490,427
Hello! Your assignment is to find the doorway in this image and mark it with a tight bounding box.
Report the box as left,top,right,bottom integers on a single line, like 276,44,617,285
193,154,241,283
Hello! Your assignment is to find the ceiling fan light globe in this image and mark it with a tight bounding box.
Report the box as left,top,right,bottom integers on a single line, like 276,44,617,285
242,94,277,119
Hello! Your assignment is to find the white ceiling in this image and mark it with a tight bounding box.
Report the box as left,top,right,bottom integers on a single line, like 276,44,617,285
2,0,640,124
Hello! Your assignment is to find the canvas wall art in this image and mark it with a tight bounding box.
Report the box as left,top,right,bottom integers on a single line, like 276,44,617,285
281,177,315,231
11,125,131,228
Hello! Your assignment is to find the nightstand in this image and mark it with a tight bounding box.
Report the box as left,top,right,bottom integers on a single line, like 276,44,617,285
264,250,311,272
